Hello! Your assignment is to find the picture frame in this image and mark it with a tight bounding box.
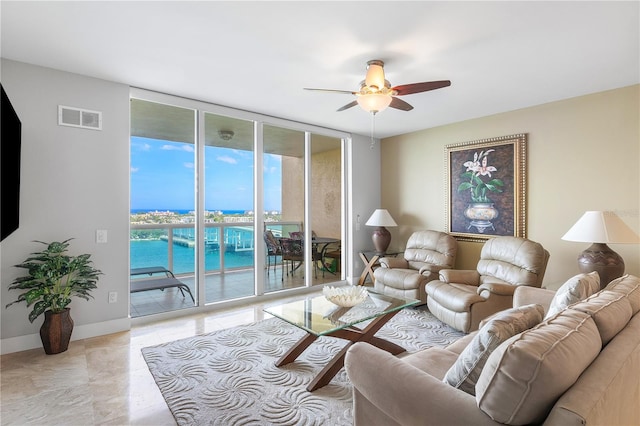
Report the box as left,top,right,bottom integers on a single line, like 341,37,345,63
445,134,527,242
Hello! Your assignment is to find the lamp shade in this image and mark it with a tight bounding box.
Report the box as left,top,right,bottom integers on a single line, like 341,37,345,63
364,61,386,90
357,93,392,114
561,211,640,243
562,211,639,289
366,209,398,227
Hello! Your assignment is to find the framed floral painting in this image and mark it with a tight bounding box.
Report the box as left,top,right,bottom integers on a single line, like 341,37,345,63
445,134,527,242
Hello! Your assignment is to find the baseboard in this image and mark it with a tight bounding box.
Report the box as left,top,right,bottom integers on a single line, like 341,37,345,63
0,317,131,355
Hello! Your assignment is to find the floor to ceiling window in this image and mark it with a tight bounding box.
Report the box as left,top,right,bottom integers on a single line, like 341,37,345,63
129,89,347,318
309,133,343,284
129,99,197,317
202,113,256,303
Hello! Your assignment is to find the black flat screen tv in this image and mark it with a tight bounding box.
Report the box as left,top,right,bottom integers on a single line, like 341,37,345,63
1,84,22,241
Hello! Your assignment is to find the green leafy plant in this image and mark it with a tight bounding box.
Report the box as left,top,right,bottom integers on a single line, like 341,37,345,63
457,149,504,203
6,239,102,323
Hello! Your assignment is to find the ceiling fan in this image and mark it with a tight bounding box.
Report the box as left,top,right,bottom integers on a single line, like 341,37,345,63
304,59,451,114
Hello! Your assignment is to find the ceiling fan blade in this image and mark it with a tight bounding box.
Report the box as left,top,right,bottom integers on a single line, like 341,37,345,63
389,97,413,111
304,88,356,95
392,80,451,96
337,100,358,112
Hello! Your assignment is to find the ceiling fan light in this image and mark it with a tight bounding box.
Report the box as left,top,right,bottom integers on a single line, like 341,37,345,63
357,93,392,113
365,61,385,90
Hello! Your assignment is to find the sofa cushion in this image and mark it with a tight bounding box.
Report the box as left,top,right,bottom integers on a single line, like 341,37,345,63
569,290,633,345
443,304,544,395
605,274,640,314
545,272,600,319
403,347,460,380
476,309,601,425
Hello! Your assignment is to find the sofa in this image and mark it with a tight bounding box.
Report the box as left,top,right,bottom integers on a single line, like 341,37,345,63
345,274,640,425
373,230,457,303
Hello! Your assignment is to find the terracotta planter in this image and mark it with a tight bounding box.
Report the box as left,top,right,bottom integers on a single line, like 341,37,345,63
40,308,74,355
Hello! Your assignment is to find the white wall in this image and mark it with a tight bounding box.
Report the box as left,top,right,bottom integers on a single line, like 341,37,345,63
348,133,382,283
1,59,131,353
0,59,384,353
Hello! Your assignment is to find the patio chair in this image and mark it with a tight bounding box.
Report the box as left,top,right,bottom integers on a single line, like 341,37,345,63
263,230,281,275
279,237,304,280
279,237,322,280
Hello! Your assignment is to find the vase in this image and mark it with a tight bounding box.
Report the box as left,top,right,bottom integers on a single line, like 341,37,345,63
40,308,74,355
464,203,499,233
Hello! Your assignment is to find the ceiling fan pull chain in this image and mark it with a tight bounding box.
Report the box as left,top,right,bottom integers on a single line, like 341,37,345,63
370,112,377,149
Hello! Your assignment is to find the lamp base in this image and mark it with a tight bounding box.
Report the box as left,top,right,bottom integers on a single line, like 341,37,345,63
372,226,391,254
577,243,625,289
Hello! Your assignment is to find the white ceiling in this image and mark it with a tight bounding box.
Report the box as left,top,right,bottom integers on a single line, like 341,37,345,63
2,1,638,138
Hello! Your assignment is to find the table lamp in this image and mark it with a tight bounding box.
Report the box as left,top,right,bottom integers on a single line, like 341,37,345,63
366,209,397,253
562,211,640,288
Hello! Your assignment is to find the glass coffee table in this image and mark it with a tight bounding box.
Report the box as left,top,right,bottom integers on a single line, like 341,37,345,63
264,288,420,391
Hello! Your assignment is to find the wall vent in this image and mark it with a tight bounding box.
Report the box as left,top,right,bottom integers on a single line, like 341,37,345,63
58,105,102,130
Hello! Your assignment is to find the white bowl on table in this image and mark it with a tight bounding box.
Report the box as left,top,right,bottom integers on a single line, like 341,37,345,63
323,285,369,307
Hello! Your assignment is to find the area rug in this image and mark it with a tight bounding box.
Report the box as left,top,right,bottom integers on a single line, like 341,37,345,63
142,307,465,426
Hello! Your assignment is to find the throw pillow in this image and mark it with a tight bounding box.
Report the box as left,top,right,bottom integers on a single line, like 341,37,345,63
545,271,600,319
442,303,545,395
476,309,601,425
606,274,640,314
569,290,633,345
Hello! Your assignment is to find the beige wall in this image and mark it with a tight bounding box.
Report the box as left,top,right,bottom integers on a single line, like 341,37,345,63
311,149,341,239
281,149,341,239
380,85,640,289
281,156,304,225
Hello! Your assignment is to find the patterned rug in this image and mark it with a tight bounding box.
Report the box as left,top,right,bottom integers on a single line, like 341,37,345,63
142,306,464,426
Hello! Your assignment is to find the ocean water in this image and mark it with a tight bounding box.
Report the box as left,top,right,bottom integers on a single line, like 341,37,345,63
130,239,256,275
130,209,251,215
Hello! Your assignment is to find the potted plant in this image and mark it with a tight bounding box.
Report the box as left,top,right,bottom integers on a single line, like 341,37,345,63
6,239,102,354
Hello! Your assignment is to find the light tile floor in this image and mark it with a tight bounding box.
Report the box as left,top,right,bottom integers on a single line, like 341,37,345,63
1,275,345,425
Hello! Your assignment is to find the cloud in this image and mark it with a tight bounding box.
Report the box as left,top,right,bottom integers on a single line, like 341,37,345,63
184,162,194,169
131,167,139,173
217,155,237,164
131,142,151,151
162,144,195,153
232,149,252,159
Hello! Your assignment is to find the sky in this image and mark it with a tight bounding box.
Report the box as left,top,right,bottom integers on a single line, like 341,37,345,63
130,137,282,212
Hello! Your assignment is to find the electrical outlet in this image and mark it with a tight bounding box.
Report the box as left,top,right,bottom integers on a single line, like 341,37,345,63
96,229,108,244
108,291,117,304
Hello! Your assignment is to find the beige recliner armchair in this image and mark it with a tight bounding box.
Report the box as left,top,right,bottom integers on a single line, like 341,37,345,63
426,236,549,333
373,230,457,303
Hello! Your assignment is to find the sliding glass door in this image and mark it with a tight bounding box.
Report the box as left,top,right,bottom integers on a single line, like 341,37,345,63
202,113,256,303
263,124,306,290
309,133,343,283
130,99,197,317
130,90,347,318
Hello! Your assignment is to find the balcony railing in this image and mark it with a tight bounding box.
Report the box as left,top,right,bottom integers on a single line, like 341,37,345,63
130,221,302,277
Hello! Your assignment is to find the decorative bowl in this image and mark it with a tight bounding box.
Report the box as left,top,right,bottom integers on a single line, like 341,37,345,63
323,285,369,307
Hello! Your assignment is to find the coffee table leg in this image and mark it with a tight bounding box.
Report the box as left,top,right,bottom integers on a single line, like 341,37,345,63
305,309,405,391
366,335,406,355
275,333,318,366
306,344,351,392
